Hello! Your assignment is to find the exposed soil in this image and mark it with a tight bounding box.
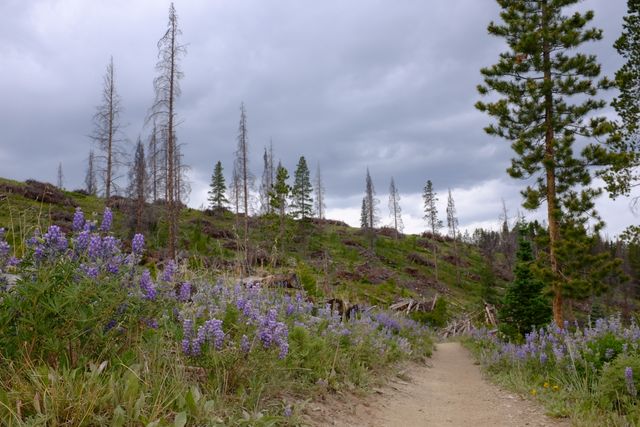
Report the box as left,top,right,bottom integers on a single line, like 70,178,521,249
307,342,570,427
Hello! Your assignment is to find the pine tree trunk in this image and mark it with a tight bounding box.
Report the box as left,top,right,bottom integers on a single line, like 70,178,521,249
542,0,562,327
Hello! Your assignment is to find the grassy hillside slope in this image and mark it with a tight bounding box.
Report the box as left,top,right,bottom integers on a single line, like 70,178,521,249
0,177,499,315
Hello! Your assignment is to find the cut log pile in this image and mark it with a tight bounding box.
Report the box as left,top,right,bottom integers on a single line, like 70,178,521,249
389,295,440,314
441,302,498,338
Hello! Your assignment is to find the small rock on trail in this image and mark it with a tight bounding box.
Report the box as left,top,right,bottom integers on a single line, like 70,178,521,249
309,342,569,427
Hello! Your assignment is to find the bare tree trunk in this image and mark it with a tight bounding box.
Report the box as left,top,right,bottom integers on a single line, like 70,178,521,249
106,59,114,199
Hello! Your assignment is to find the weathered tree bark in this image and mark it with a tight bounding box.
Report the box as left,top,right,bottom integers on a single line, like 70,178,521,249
542,0,562,327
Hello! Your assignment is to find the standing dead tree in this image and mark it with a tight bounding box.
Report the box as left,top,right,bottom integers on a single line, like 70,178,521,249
146,123,163,203
91,56,125,199
148,2,185,259
314,162,326,220
57,162,64,190
447,189,461,285
388,177,403,239
235,102,254,272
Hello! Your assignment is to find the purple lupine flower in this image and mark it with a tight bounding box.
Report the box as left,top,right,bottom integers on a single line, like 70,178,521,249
6,256,19,267
0,232,9,258
605,348,615,360
285,303,295,316
178,282,191,301
74,230,91,252
72,207,85,231
182,319,194,355
626,367,637,397
43,225,68,252
284,405,292,418
539,352,548,364
106,261,119,274
145,318,159,329
204,319,225,350
131,233,145,256
241,335,250,353
80,264,99,278
552,345,564,362
139,270,157,300
161,260,177,282
88,235,102,259
104,319,117,332
101,236,119,258
100,207,113,232
277,339,289,359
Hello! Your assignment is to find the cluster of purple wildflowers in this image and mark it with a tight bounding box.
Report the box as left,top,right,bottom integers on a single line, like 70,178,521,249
182,317,225,356
177,278,429,362
139,270,157,300
24,207,144,280
626,367,637,397
258,308,289,358
0,228,19,272
471,316,640,396
28,225,69,261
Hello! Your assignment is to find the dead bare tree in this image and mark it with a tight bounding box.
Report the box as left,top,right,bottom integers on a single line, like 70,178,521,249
148,2,185,259
234,102,254,272
388,177,403,239
91,56,125,198
57,162,64,189
146,123,163,203
314,162,326,220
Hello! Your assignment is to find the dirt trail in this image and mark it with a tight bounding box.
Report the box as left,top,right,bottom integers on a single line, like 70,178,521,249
309,342,570,427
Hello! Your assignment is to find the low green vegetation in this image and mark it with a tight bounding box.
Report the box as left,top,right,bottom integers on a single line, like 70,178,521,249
466,317,640,426
0,207,433,425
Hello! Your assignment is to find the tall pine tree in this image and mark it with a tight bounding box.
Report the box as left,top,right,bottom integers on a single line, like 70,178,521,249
270,163,291,246
604,0,640,218
476,0,617,326
291,156,313,220
423,180,442,281
208,160,228,210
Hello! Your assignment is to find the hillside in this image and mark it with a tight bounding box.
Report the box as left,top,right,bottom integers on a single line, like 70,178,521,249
0,177,500,316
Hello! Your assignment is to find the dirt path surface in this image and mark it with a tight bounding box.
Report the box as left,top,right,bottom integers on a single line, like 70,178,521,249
308,342,570,427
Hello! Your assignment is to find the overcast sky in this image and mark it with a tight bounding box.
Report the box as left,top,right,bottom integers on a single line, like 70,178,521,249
0,0,636,236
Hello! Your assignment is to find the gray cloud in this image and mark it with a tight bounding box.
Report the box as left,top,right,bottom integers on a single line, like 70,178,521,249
0,0,633,235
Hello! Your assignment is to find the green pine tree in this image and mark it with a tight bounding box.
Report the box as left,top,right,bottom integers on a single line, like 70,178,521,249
499,227,551,339
269,163,291,244
290,156,313,220
208,161,228,210
602,0,640,243
476,0,617,326
423,180,442,281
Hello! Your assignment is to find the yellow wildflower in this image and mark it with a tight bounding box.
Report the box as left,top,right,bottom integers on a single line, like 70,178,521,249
552,385,560,391
543,382,549,388
530,389,537,396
